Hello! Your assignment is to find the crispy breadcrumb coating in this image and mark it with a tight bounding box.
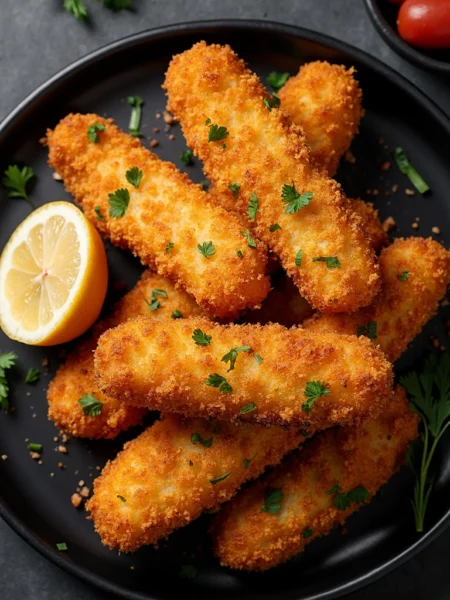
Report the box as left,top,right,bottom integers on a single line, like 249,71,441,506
278,61,363,176
46,113,270,320
304,237,450,362
86,415,304,551
47,271,205,438
94,317,393,429
210,386,419,571
164,42,381,313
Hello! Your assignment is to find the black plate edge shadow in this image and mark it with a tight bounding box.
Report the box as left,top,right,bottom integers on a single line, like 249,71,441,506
1,18,450,600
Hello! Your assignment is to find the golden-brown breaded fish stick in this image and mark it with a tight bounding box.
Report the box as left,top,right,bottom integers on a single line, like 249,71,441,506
47,271,206,439
304,237,450,362
278,61,363,176
94,317,393,429
46,114,269,320
210,386,419,571
164,42,381,313
86,415,305,551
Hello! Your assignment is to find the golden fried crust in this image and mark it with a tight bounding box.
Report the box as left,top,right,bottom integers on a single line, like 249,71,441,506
86,415,304,551
94,316,393,429
278,61,363,176
46,113,270,320
304,237,450,362
210,386,419,571
47,271,205,438
164,42,381,313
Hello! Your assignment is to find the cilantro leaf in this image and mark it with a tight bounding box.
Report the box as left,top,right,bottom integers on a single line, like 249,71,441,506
228,183,240,197
207,122,229,143
108,188,130,218
197,241,215,259
25,368,40,384
241,229,257,249
191,433,213,447
192,329,212,346
2,165,35,207
180,149,193,166
78,394,103,417
247,193,258,221
204,373,232,394
302,381,330,414
281,184,312,215
63,0,87,19
87,123,105,143
261,487,284,514
267,71,290,91
125,166,143,189
221,346,251,372
312,256,341,269
210,471,230,484
264,95,281,111
0,351,17,411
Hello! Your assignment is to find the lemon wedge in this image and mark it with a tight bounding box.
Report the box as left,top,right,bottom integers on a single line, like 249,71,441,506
0,201,108,346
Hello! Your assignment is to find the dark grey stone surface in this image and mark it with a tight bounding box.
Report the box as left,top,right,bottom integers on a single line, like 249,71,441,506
1,1,450,599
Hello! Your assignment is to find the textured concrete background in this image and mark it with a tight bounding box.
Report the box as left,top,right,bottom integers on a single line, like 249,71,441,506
1,1,450,599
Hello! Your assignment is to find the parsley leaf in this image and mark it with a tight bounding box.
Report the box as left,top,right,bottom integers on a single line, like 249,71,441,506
192,329,212,346
393,147,430,194
267,71,290,91
191,433,213,447
247,193,258,221
78,394,103,417
197,241,215,259
165,241,174,254
200,180,209,190
327,483,341,495
254,353,263,364
56,543,68,551
2,165,35,207
94,206,104,221
0,351,17,411
264,95,281,111
240,402,257,414
261,487,284,514
204,373,232,394
302,381,330,414
228,183,240,197
241,229,257,249
127,96,144,137
221,345,251,372
332,485,370,510
180,149,193,166
281,184,312,214
144,288,168,312
398,270,411,282
63,0,87,19
25,368,40,384
210,471,230,484
171,309,183,319
116,494,126,503
302,527,313,539
243,455,256,469
87,123,105,143
108,188,130,218
236,249,244,259
312,256,341,269
295,249,303,267
269,223,281,232
356,321,377,340
207,122,229,143
179,565,198,579
125,166,143,189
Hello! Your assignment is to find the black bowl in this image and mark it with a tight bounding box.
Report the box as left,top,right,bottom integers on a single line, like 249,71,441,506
364,0,450,73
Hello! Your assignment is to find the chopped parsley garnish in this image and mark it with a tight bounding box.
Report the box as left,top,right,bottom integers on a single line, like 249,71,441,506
398,270,411,282
204,373,232,394
179,565,198,579
295,249,303,267
171,309,183,319
243,455,256,469
302,381,330,414
25,368,40,384
269,223,281,232
100,0,132,10
228,183,240,197
236,250,244,259
27,443,43,452
125,166,143,189
241,229,257,249
78,394,103,417
127,95,144,137
87,123,105,143
261,487,284,514
221,346,251,372
200,180,209,190
2,165,35,207
144,288,168,312
267,71,290,91
302,527,313,539
116,494,126,503
356,321,377,340
191,433,213,448
63,0,87,19
254,353,263,364
312,256,341,269
240,402,257,414
401,352,450,532
0,352,17,411
165,241,174,254
210,471,230,484
108,188,130,218
94,206,104,221
326,483,341,495
393,147,430,194
56,543,68,551
192,329,212,346
206,121,229,143
327,484,370,510
281,184,312,215
264,95,281,111
247,193,258,221
197,241,215,259
180,149,194,166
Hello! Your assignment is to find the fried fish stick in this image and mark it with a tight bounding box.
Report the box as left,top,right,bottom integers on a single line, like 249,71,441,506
210,386,419,571
94,317,393,429
46,114,269,320
47,271,206,438
86,415,305,551
164,42,381,313
304,237,450,362
278,61,363,176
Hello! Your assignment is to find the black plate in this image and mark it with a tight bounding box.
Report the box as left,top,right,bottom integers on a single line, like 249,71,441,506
1,20,450,600
364,0,450,74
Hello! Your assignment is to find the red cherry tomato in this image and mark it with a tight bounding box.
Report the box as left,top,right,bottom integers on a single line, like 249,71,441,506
398,0,450,49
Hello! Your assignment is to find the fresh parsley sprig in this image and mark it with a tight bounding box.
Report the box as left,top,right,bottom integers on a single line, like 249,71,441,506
87,123,105,143
78,394,103,416
264,95,281,111
180,149,193,166
281,184,312,215
63,0,88,19
247,193,258,221
108,188,130,217
302,381,330,414
144,288,167,312
241,229,257,249
197,241,215,259
221,346,251,372
228,183,240,197
326,483,370,510
192,329,212,346
2,165,36,208
204,373,232,394
205,119,229,143
0,352,17,411
261,487,283,514
400,353,450,532
25,368,40,384
267,71,290,92
126,166,143,189
312,256,341,269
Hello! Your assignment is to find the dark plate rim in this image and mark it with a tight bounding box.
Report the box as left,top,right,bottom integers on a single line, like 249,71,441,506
363,0,450,73
1,18,450,600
